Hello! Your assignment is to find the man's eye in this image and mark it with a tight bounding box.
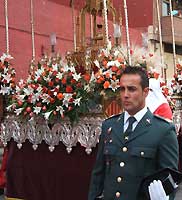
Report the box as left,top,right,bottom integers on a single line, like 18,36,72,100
128,87,136,92
120,87,125,92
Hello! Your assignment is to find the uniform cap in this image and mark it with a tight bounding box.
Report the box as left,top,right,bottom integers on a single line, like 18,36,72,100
138,168,182,199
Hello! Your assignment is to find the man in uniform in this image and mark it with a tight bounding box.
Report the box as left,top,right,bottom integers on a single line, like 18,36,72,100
88,66,179,200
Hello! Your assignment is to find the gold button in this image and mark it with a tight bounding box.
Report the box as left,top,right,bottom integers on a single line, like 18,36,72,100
124,136,129,140
117,177,122,182
116,192,121,198
105,149,109,154
122,147,128,152
140,151,145,156
120,162,125,167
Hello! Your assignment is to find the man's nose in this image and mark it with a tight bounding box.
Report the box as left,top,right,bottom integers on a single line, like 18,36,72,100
123,89,129,97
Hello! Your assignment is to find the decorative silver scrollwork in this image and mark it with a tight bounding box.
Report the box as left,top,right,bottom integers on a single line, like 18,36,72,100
173,110,182,134
28,117,44,150
77,116,102,154
44,122,61,152
0,116,12,146
172,96,182,135
0,114,105,154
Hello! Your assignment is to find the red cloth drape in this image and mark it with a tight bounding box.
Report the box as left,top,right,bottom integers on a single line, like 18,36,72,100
0,147,8,188
6,140,97,200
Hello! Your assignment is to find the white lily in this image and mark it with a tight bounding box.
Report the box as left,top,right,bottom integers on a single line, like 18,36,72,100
43,111,53,120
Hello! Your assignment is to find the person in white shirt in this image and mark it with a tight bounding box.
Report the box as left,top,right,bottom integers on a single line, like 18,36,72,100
146,78,172,121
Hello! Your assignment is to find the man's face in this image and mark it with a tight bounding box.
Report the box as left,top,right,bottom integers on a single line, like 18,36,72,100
120,74,149,115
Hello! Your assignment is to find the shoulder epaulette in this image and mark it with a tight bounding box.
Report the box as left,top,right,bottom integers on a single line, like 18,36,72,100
105,113,122,121
154,114,172,123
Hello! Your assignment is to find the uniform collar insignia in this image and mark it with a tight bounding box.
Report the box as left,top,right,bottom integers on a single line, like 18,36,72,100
107,127,112,133
146,118,151,124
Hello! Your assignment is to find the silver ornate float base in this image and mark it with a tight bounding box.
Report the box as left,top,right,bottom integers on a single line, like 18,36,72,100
0,114,105,154
172,96,182,135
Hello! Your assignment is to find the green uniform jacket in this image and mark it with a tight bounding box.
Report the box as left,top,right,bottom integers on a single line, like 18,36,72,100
88,110,179,200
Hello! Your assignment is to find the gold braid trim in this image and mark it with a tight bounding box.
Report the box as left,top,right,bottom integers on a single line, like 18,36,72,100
5,197,24,200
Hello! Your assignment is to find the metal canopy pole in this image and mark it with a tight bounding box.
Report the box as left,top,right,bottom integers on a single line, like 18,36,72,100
123,0,131,65
169,0,177,73
4,0,10,55
156,0,165,79
30,0,36,63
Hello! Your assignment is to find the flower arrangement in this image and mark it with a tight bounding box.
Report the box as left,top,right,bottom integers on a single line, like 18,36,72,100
0,53,16,96
170,58,182,96
7,50,124,122
92,48,124,99
7,46,173,122
8,56,94,122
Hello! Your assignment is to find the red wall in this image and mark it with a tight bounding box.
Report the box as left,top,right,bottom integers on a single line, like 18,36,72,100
0,0,79,80
49,0,154,28
115,0,153,28
0,0,145,81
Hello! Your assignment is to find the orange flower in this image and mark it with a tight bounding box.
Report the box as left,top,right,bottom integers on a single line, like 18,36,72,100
84,73,91,82
48,81,54,87
66,85,73,93
26,107,32,113
48,90,53,96
57,93,64,100
111,66,118,72
116,70,122,76
48,67,53,72
103,81,110,89
50,97,55,104
117,57,124,63
52,71,58,76
61,78,67,84
17,100,23,106
105,72,110,78
96,76,105,83
71,79,76,84
42,86,48,93
102,60,107,67
76,82,82,88
112,75,116,80
42,71,46,76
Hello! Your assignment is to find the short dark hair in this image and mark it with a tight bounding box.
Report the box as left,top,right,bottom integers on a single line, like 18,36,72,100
121,66,149,89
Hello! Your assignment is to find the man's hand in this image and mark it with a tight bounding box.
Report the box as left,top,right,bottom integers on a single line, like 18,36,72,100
148,180,169,200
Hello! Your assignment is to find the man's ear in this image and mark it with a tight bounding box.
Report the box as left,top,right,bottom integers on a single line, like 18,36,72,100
144,87,149,97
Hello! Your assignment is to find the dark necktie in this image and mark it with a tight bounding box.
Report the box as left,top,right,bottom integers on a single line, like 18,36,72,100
125,116,136,134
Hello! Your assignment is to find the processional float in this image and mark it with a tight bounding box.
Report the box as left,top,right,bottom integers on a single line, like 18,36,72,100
1,0,182,154
0,1,182,200
1,0,182,151
0,0,123,153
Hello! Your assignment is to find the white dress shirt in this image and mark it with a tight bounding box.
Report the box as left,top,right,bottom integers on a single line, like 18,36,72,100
124,106,148,132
